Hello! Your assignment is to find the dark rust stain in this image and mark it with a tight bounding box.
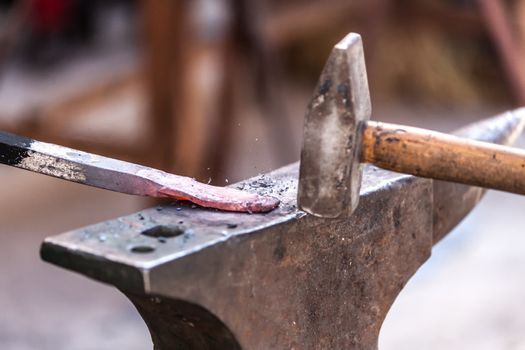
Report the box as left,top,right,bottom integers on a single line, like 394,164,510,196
273,238,286,261
392,206,402,229
318,79,332,95
385,137,401,144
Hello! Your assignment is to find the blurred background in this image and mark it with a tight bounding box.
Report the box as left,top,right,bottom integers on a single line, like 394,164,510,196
0,0,524,349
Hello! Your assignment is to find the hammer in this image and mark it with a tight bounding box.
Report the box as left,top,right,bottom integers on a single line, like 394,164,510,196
298,33,525,218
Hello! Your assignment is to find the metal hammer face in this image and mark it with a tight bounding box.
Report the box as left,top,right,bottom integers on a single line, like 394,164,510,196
298,33,371,218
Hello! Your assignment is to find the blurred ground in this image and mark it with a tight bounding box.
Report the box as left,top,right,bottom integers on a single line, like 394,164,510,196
0,168,151,350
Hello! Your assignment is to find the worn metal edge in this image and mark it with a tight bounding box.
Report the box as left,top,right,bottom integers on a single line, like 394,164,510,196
40,243,147,293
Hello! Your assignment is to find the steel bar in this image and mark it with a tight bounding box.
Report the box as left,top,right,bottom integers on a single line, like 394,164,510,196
0,131,279,212
41,110,524,349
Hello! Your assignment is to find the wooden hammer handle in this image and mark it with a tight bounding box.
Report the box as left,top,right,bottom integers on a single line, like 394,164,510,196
361,121,525,195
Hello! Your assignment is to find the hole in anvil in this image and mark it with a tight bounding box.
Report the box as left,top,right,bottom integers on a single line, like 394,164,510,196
130,245,155,254
141,225,185,239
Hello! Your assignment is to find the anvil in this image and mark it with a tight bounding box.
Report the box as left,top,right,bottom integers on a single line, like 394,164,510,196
40,110,524,349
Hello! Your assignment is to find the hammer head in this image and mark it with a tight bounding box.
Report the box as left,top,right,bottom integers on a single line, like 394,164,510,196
298,33,371,218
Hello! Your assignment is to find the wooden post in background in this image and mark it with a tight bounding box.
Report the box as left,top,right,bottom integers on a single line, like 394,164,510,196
478,0,525,106
141,0,236,182
141,0,180,170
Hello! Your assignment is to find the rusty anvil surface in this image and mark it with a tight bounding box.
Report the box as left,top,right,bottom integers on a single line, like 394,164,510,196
41,111,524,349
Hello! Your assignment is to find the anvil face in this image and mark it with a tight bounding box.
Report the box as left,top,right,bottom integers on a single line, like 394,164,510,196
40,111,523,349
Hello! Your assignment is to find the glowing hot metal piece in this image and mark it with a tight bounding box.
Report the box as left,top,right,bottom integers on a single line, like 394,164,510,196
0,132,280,213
